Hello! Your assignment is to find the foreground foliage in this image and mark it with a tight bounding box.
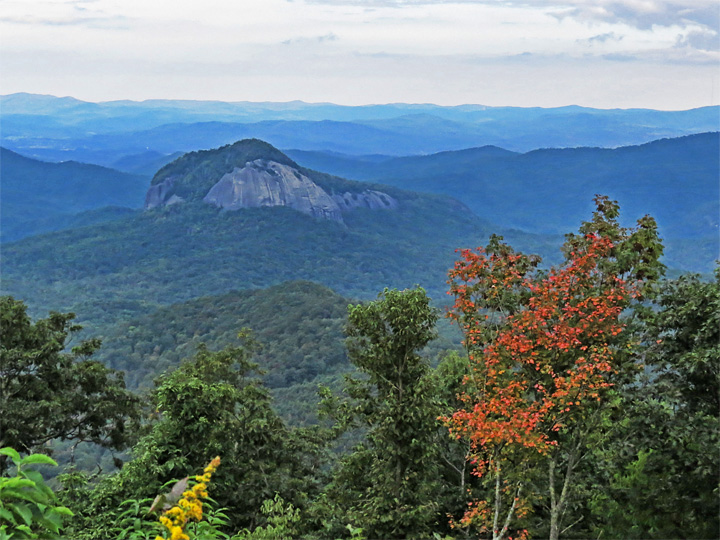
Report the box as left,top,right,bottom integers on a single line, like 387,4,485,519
444,197,666,539
0,297,139,472
0,197,716,540
0,449,73,539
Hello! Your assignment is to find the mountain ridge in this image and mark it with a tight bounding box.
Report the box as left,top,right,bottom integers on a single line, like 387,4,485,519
144,139,400,223
3,93,717,167
0,147,149,242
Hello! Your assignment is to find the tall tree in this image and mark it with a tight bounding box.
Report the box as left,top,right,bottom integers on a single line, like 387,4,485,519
587,269,719,539
0,297,138,472
444,197,664,539
322,287,443,539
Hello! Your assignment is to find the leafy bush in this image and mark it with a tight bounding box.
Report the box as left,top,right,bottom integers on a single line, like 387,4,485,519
0,448,73,539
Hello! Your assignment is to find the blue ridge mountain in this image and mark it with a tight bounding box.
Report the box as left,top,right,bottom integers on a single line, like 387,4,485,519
2,93,718,166
144,139,398,224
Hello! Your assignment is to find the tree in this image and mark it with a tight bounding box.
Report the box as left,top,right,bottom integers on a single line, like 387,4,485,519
0,297,139,472
587,268,719,539
321,287,443,539
444,197,664,539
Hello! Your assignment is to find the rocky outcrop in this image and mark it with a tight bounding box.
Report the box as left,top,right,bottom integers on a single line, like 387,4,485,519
145,158,398,223
332,190,398,212
145,177,183,209
203,160,344,222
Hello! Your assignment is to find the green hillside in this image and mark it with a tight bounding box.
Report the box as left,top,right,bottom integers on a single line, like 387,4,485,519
91,280,461,425
96,281,350,392
0,147,149,241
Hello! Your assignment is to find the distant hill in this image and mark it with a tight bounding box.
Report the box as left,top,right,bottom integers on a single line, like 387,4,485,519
287,133,720,274
0,147,149,241
92,280,460,425
96,281,351,391
2,93,717,167
92,281,352,425
111,150,183,176
1,206,138,243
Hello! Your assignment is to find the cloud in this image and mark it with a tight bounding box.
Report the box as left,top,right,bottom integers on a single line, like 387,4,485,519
304,0,719,32
675,28,720,51
549,0,719,32
0,0,127,28
602,52,637,61
0,14,127,27
586,32,624,43
282,32,338,45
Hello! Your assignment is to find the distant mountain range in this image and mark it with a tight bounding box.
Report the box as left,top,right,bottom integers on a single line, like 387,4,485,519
3,132,717,274
2,93,718,168
148,134,719,247
2,95,716,437
1,134,716,429
285,132,719,240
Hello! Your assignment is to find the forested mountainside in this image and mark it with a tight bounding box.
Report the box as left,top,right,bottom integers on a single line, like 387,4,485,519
1,132,717,540
1,140,560,333
287,132,720,274
4,203,716,539
0,147,148,241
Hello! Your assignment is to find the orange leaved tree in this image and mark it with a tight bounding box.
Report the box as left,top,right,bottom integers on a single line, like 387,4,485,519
444,196,663,540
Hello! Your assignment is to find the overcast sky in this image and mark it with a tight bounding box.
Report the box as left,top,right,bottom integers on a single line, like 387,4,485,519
1,0,718,109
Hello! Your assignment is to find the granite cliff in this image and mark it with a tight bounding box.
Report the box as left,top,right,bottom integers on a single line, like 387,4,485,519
144,139,397,223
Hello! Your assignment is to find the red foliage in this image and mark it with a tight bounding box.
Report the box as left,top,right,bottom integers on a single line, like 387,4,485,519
444,233,635,533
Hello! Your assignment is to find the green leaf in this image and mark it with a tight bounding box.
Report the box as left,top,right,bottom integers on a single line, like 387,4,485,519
0,449,21,466
19,454,57,467
12,502,33,526
0,478,35,490
19,472,48,497
0,508,15,524
0,524,12,540
36,513,61,534
1,488,46,505
50,506,74,517
14,524,34,535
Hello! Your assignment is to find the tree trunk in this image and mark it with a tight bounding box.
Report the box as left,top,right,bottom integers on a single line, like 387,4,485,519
548,447,579,540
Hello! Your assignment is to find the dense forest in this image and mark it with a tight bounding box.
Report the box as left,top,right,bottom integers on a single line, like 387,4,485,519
2,196,717,539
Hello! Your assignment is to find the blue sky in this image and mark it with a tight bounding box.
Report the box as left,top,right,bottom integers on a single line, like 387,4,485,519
1,0,718,108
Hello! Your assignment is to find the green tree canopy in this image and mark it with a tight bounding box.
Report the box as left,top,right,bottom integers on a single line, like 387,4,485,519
0,297,139,472
322,287,444,539
587,269,719,539
81,335,328,536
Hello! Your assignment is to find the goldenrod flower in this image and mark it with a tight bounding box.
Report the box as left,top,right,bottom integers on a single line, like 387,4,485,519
154,457,221,540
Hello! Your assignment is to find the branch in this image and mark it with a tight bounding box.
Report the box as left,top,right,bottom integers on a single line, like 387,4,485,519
493,460,502,539
498,482,523,540
561,515,584,535
549,457,557,512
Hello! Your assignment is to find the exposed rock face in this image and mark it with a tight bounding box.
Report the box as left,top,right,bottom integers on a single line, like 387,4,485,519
203,160,344,222
332,190,398,212
145,177,182,209
145,158,398,223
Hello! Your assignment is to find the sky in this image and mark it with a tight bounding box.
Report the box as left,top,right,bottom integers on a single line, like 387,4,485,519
1,0,718,109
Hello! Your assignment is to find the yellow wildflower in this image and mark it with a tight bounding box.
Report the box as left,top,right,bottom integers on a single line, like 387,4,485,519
154,456,221,540
170,525,189,540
